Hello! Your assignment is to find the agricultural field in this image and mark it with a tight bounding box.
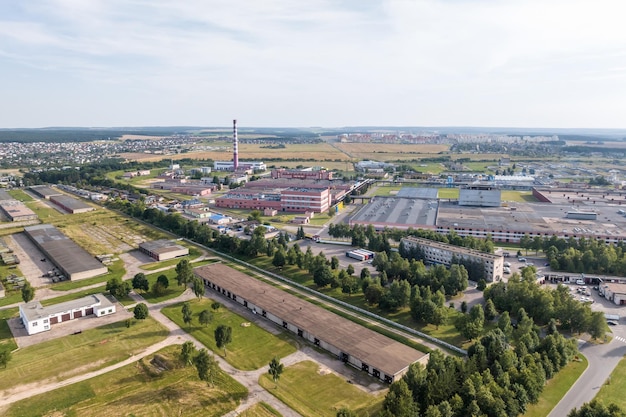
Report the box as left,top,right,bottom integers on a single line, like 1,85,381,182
258,360,384,417
121,142,352,163
162,299,297,370
0,317,168,393
335,143,449,162
1,346,248,417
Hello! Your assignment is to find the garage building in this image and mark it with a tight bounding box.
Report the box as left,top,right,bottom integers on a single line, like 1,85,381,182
194,263,429,383
24,224,108,280
19,293,116,335
139,240,189,261
49,194,95,214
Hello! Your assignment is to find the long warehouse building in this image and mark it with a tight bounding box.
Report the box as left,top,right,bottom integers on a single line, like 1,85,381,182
194,263,429,383
24,224,108,280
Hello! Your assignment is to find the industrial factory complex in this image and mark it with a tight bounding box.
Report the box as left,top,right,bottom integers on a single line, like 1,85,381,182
350,186,626,245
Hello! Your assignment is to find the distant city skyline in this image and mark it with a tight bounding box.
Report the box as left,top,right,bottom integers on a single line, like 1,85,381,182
1,1,624,129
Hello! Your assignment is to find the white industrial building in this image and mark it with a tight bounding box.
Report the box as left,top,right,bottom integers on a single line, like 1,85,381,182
400,236,504,282
458,185,501,207
19,294,116,335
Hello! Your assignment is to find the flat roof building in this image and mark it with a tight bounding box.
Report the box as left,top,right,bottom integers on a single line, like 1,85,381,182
194,263,428,383
401,236,504,282
29,185,62,200
0,200,38,221
19,293,116,335
138,240,189,261
49,194,95,214
24,224,108,280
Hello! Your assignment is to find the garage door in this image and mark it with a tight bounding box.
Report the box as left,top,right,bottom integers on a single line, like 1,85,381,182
74,310,82,318
61,313,71,322
85,308,94,316
50,316,58,324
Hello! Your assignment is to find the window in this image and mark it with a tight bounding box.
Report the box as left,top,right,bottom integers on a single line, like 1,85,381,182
33,321,38,326
108,309,113,313
43,319,49,323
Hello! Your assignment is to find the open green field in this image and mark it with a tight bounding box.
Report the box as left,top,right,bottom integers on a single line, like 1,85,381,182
240,402,283,417
259,360,384,417
595,355,626,410
6,189,34,202
524,355,588,417
0,317,168,393
370,185,403,196
437,188,460,199
0,308,18,351
1,345,248,417
162,299,297,370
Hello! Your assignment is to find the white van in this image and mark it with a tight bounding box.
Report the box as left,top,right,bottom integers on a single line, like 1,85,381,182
576,279,585,285
504,262,511,267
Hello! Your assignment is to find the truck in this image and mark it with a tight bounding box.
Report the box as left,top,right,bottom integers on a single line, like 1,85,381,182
346,250,367,261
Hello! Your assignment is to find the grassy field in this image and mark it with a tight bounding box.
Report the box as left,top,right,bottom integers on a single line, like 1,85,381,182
595,355,626,410
370,185,403,196
239,402,283,417
162,299,297,370
524,355,588,417
6,189,34,202
259,360,384,417
437,188,460,199
0,317,168,392
1,345,248,417
0,308,18,351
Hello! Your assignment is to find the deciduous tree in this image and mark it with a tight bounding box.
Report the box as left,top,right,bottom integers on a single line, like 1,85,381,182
21,281,35,303
182,302,193,326
215,324,232,356
199,309,213,327
134,303,149,320
131,273,149,292
268,356,284,387
175,259,194,286
180,341,196,366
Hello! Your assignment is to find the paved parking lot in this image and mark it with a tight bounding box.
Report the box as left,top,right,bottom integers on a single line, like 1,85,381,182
5,233,52,288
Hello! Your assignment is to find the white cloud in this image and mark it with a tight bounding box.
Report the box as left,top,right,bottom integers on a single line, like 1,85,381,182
0,0,624,127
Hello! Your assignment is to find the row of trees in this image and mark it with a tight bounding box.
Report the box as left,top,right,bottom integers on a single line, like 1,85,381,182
519,233,626,276
328,224,495,254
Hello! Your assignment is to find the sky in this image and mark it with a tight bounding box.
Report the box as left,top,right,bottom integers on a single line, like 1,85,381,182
1,0,625,129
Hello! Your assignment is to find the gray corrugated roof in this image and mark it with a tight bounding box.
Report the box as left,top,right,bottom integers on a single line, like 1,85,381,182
194,263,427,377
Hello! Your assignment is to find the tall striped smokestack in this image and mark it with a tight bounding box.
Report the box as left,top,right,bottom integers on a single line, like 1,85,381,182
233,119,239,171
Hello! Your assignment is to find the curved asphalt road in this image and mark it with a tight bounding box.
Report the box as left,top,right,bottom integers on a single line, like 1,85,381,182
548,324,626,416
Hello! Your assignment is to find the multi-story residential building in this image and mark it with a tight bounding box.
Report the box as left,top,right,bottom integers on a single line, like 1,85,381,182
215,186,331,213
400,236,504,282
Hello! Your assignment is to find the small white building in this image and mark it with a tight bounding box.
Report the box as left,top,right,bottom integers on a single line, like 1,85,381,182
600,283,626,305
19,294,116,335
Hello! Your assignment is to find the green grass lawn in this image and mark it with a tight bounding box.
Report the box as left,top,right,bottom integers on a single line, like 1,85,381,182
162,299,297,370
2,345,248,417
595,355,626,410
7,189,34,202
0,291,23,308
259,360,384,417
524,355,588,417
370,185,403,197
437,188,460,199
139,269,190,304
501,190,539,203
239,402,283,417
0,317,168,392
